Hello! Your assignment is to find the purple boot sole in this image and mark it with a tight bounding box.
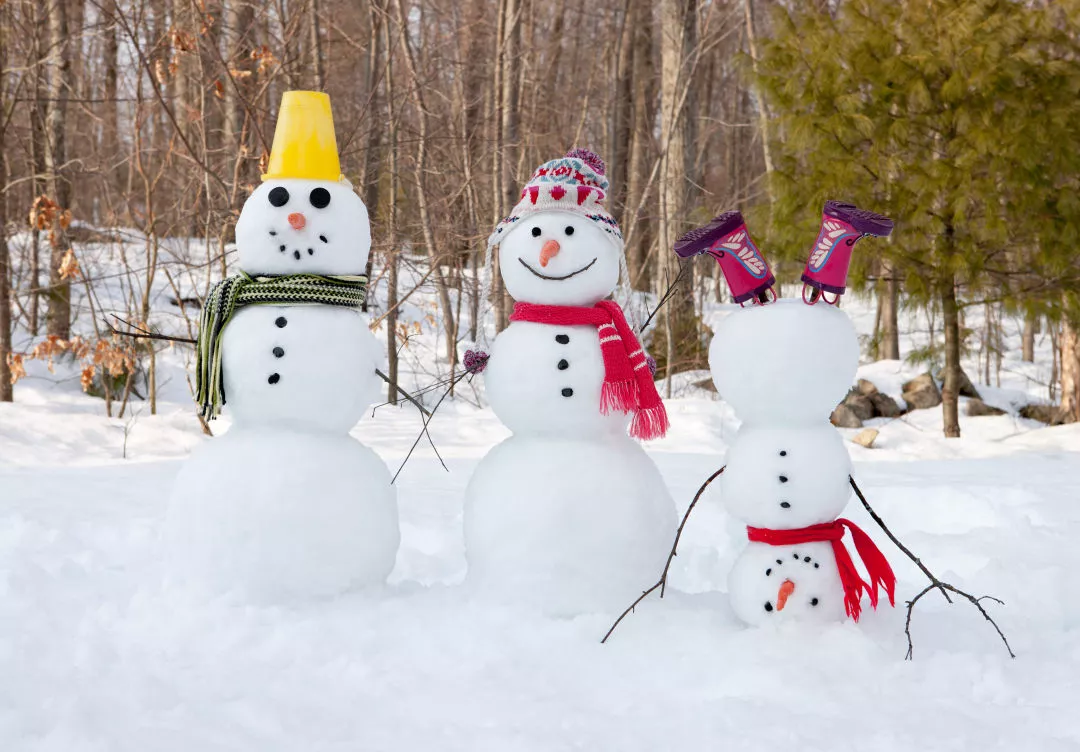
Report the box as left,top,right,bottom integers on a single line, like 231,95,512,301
824,200,894,238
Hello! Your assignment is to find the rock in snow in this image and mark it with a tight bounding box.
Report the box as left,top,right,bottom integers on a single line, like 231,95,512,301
902,372,943,410
831,403,864,428
967,398,1007,417
869,391,905,418
842,390,876,421
1019,403,1065,425
851,427,880,448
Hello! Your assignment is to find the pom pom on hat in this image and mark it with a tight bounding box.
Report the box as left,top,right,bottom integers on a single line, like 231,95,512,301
565,148,605,176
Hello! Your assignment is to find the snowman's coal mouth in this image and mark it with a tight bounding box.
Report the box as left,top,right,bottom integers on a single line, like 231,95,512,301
519,257,597,281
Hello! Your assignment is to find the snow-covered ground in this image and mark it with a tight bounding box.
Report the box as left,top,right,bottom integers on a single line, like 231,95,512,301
1,235,1078,750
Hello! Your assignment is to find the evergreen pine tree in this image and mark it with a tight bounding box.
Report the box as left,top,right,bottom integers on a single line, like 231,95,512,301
753,0,1080,436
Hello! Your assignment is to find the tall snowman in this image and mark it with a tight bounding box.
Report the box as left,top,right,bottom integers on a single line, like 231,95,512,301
675,203,895,624
164,91,399,601
464,149,676,615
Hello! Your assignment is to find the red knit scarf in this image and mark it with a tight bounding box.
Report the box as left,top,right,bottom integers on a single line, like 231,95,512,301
510,301,669,441
746,519,896,622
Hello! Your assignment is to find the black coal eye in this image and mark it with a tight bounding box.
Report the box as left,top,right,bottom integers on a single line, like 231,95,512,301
531,227,541,237
268,187,289,207
565,226,575,236
310,188,331,209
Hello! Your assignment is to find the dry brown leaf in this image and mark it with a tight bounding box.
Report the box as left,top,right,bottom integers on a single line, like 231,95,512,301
80,365,95,392
7,353,25,385
58,249,80,280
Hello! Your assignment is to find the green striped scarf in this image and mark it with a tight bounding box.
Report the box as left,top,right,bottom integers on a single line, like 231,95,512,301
195,272,368,419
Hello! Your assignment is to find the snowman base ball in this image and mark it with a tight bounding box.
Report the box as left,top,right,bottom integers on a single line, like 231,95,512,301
165,428,399,602
463,435,676,616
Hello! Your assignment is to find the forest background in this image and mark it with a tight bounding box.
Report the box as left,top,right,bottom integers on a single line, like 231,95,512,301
1,0,1078,438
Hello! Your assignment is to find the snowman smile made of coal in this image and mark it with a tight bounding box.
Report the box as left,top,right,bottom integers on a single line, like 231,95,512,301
464,149,676,616
164,92,399,602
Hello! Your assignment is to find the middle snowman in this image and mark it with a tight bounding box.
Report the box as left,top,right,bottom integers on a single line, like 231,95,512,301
464,149,676,615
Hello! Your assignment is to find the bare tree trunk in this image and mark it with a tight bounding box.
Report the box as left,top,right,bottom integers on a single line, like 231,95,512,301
171,0,201,234
44,0,72,339
393,0,457,369
382,3,399,403
878,257,900,360
625,2,656,289
28,0,48,334
742,0,773,208
1060,315,1079,423
656,0,700,390
1021,311,1037,363
359,1,384,309
308,0,325,90
493,0,522,332
940,275,961,438
101,0,122,203
455,0,484,340
611,0,636,216
0,8,13,402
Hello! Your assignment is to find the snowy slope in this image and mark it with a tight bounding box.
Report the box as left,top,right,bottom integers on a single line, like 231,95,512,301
1,236,1078,750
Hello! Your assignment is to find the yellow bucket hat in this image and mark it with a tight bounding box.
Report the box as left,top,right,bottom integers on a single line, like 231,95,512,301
261,91,343,182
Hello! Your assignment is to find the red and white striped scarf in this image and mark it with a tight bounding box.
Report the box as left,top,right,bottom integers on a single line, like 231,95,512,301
510,301,669,440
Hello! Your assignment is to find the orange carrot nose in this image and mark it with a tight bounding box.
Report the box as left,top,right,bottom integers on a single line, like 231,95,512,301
539,239,561,267
287,212,306,230
776,579,795,611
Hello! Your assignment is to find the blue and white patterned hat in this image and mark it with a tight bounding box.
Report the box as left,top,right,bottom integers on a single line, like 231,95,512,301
487,148,623,250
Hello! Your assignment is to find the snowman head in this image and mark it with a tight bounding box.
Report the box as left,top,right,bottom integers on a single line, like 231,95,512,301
498,210,620,306
489,149,624,307
235,179,371,276
236,91,369,276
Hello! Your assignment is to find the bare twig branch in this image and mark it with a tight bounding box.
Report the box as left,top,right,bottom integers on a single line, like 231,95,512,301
602,465,726,643
105,315,196,344
850,476,1014,659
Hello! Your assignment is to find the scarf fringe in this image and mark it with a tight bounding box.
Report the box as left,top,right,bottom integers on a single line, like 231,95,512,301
601,379,639,414
629,404,670,442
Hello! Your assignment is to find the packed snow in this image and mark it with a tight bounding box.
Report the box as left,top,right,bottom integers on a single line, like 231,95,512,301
0,231,1078,749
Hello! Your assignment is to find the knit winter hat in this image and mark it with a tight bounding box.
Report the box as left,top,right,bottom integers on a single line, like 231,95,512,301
488,148,623,250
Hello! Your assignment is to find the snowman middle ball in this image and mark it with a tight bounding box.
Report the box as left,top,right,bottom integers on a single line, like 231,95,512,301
720,425,852,531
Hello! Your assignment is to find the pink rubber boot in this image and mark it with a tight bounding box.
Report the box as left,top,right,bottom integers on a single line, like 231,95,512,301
802,201,894,305
674,211,776,306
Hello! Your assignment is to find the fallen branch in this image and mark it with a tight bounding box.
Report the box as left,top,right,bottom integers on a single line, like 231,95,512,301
601,465,726,643
849,476,1014,660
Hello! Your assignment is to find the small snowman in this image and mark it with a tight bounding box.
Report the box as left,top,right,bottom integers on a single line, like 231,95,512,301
464,149,676,615
676,204,895,625
164,92,399,601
